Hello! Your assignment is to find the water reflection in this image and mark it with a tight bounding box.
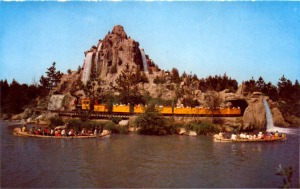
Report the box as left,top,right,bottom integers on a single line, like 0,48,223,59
1,121,299,188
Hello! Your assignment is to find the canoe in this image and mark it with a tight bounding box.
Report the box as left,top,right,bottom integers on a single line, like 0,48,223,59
13,128,110,139
213,134,287,142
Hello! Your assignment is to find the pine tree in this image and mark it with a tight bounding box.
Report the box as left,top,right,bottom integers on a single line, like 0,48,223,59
39,62,63,95
114,64,144,112
46,62,63,89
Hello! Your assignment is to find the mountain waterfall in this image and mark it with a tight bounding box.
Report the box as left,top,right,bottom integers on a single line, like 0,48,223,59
81,52,93,85
140,48,148,72
263,98,275,132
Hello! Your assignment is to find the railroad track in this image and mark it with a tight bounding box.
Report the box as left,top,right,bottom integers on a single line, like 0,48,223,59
33,109,241,119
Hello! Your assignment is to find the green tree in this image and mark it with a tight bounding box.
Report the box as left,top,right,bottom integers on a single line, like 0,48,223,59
171,68,181,83
83,79,105,111
113,64,144,112
39,62,63,95
0,80,9,112
46,62,63,90
135,103,168,135
204,91,222,122
256,76,266,92
278,75,293,100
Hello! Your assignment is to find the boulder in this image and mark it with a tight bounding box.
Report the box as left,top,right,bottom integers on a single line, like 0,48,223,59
119,120,129,126
242,97,266,131
271,107,288,127
179,128,187,135
48,95,65,110
187,131,197,136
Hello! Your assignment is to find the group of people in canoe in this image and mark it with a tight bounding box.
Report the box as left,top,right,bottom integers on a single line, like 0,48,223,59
21,124,103,137
218,131,285,140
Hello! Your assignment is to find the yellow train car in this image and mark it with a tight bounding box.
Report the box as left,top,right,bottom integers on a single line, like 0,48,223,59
134,106,144,114
79,98,241,116
158,106,173,115
112,105,130,114
94,105,107,112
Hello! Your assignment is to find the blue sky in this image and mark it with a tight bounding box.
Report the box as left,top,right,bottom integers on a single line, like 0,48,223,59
0,1,299,85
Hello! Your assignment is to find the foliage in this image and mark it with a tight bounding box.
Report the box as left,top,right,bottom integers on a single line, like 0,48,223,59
204,91,222,111
243,75,300,117
0,79,40,114
181,97,200,108
59,81,69,92
113,64,145,111
212,117,224,124
39,62,63,94
110,117,122,124
66,119,105,132
103,121,128,134
197,73,238,92
82,79,106,114
135,103,170,135
78,110,91,122
184,121,220,135
275,164,293,188
66,118,82,129
171,67,181,83
49,116,64,127
153,75,166,84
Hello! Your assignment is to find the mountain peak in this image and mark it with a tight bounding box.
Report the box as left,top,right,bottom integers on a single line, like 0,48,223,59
111,25,127,39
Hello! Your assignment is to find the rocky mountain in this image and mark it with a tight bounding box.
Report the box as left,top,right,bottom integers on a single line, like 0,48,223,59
43,25,289,132
81,25,154,85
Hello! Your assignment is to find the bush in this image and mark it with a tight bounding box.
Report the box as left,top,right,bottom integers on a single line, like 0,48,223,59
49,116,64,127
110,117,122,124
165,120,181,135
212,117,224,124
104,121,128,134
135,103,170,135
184,121,220,135
66,119,105,133
67,118,82,129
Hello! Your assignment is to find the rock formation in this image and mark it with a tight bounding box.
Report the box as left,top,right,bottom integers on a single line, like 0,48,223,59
81,25,151,85
46,25,289,132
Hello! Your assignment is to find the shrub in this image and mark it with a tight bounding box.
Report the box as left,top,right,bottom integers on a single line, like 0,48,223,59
66,119,105,133
165,120,181,135
49,116,64,127
67,118,82,129
212,117,224,124
104,121,128,134
135,103,169,135
110,117,122,124
184,121,220,135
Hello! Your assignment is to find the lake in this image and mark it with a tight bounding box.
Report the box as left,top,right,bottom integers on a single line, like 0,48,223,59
1,120,299,188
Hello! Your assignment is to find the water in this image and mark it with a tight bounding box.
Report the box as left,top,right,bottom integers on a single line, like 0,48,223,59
97,41,102,52
263,98,275,132
95,42,102,77
81,52,93,85
140,48,148,72
263,98,298,135
1,120,299,188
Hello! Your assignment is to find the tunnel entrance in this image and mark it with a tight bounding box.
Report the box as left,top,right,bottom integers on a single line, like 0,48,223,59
226,99,248,115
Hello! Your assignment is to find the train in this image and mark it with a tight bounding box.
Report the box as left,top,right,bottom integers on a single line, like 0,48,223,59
76,98,242,117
